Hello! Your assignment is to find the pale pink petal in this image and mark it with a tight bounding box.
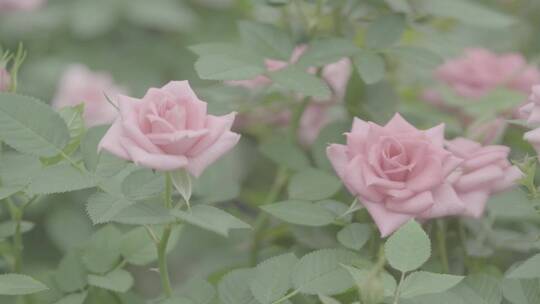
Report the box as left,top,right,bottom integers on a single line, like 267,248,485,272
492,166,523,193
187,131,241,177
459,190,490,218
326,144,349,180
362,199,413,237
454,165,504,192
97,120,130,160
385,191,434,214
187,113,236,156
120,137,188,171
420,183,465,218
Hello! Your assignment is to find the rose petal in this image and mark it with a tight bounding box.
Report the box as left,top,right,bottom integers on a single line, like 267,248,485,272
362,199,413,237
187,131,241,177
187,112,236,156
120,137,188,171
454,165,504,192
385,191,434,214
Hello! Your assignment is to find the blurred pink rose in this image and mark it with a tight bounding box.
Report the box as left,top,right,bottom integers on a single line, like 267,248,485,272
52,65,126,127
0,68,11,92
0,0,44,12
227,45,351,145
434,48,540,99
524,128,540,156
326,113,464,237
519,85,540,126
99,81,241,176
441,137,522,218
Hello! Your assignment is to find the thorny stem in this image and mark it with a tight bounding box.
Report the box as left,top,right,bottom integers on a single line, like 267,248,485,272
157,175,174,298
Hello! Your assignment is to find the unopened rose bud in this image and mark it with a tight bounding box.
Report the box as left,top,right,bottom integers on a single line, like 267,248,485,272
0,68,11,92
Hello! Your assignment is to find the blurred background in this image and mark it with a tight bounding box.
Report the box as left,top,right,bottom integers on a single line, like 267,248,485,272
1,0,540,302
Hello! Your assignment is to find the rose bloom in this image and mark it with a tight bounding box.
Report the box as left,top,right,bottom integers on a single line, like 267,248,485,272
227,45,352,146
327,114,464,236
0,0,44,12
0,68,10,92
52,64,126,127
438,137,522,218
520,85,540,126
98,81,241,177
430,48,540,100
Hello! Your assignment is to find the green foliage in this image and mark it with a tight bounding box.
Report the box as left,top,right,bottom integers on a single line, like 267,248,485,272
336,223,371,250
0,220,34,239
288,168,341,201
507,254,540,279
250,253,298,304
384,220,431,272
120,225,182,266
171,205,250,237
122,169,165,200
502,278,540,304
297,38,358,68
86,192,134,225
53,292,87,304
55,250,88,293
400,271,464,298
269,66,331,99
0,274,48,295
365,14,405,49
292,248,360,295
238,21,293,61
218,268,259,304
261,200,336,226
354,50,385,85
82,225,123,274
87,269,134,293
28,163,95,195
0,93,70,157
259,136,310,171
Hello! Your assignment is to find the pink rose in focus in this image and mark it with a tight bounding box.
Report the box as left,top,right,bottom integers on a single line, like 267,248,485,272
434,48,540,99
98,81,241,176
519,85,540,126
0,68,11,92
441,138,522,218
326,114,464,237
52,65,126,127
0,0,44,12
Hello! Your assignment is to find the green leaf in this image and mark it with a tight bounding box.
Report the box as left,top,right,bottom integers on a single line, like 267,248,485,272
336,223,371,250
262,200,336,227
28,163,95,195
176,278,216,304
288,168,341,200
507,254,540,279
110,200,176,225
218,268,259,304
0,220,34,239
54,250,88,293
452,274,502,304
312,122,349,171
189,43,243,56
318,294,341,304
120,225,182,266
0,93,70,157
418,0,516,28
297,38,358,68
384,220,431,272
87,269,134,293
122,169,165,200
238,21,293,60
160,297,196,304
269,66,331,99
365,14,405,49
250,253,299,304
400,271,464,298
386,47,443,69
43,104,86,164
502,278,540,304
354,50,385,84
82,225,122,274
52,292,87,304
81,126,126,177
259,136,310,171
195,54,265,81
86,192,134,225
0,274,48,295
292,248,359,295
341,265,396,297
171,205,250,237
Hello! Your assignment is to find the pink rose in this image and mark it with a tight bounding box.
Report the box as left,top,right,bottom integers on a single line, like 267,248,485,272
0,68,11,92
52,65,126,127
435,48,540,99
524,128,540,156
98,81,241,176
0,0,44,12
326,114,464,236
519,85,540,126
442,138,522,218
